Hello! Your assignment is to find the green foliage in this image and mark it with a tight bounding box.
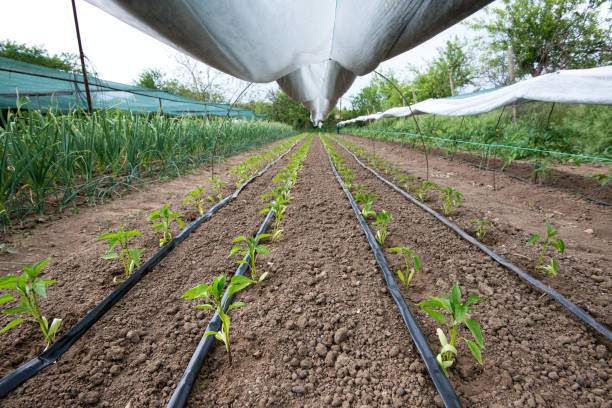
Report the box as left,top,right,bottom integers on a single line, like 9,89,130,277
229,234,272,282
588,171,612,187
361,200,377,220
439,186,463,215
526,220,565,275
471,220,492,240
0,40,78,72
269,90,311,128
411,181,437,202
149,204,185,247
387,246,421,287
184,185,207,216
0,108,297,230
97,226,144,283
373,210,392,246
181,274,254,365
417,283,485,377
134,68,224,102
470,0,611,83
260,192,290,240
0,259,62,349
206,176,226,202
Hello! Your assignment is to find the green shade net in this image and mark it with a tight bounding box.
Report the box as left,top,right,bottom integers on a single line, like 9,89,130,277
0,56,257,118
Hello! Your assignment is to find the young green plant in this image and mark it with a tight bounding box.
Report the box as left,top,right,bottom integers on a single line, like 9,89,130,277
526,220,565,275
412,181,437,202
417,283,485,377
471,220,492,240
260,191,290,240
206,176,226,202
439,186,463,215
97,226,144,284
387,246,421,287
149,204,185,247
373,210,392,246
0,259,62,349
181,274,254,365
183,185,207,216
229,233,272,282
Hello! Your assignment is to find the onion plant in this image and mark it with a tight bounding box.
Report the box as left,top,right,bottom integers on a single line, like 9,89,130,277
417,283,485,377
0,259,62,349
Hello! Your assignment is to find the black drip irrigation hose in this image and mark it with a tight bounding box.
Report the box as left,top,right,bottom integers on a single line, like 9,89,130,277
325,142,462,408
167,210,274,408
0,139,300,398
437,153,611,207
336,141,612,341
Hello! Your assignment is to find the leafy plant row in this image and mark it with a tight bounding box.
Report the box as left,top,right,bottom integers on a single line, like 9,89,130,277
333,135,566,275
0,136,306,351
182,135,313,365
0,107,298,230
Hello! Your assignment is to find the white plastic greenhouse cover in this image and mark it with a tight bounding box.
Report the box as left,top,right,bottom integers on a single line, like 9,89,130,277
338,66,612,126
85,0,492,126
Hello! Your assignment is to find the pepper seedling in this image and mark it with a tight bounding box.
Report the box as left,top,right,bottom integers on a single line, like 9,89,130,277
0,259,62,349
526,220,565,275
229,233,272,282
181,274,254,365
183,185,207,216
149,204,185,247
206,176,226,202
373,210,392,246
412,181,437,202
355,192,378,206
361,200,377,220
387,246,421,287
260,191,290,240
439,186,463,215
417,283,485,377
97,226,144,283
471,220,492,240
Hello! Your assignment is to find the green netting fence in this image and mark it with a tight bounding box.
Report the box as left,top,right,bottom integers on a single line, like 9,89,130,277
0,56,257,118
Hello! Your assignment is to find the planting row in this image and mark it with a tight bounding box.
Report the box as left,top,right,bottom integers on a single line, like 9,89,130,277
0,108,297,228
323,134,610,407
335,134,611,329
0,133,304,375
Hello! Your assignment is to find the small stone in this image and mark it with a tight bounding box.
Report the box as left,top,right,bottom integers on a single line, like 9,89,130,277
291,385,306,394
325,351,338,367
488,317,505,331
299,370,308,379
110,365,121,375
595,344,607,359
107,346,125,361
300,358,313,369
334,328,349,344
80,391,100,405
285,320,296,330
332,396,342,407
584,228,593,234
126,330,140,343
297,316,308,330
395,387,406,397
316,343,328,357
389,345,400,357
547,371,559,380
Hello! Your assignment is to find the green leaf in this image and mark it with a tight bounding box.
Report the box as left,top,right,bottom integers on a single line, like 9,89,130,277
436,328,448,346
0,318,26,333
177,218,185,229
552,239,565,255
203,330,219,338
97,232,116,240
451,283,461,305
0,275,19,289
421,306,447,325
413,256,421,274
256,246,271,257
48,318,62,338
227,301,244,312
181,284,210,299
194,304,214,310
256,233,272,240
226,282,250,298
397,269,405,283
32,280,48,298
545,220,552,236
466,294,485,306
229,246,244,257
101,252,119,260
387,247,402,253
526,234,540,246
232,236,247,243
464,338,483,365
2,304,31,315
230,275,256,285
0,294,15,305
465,318,484,348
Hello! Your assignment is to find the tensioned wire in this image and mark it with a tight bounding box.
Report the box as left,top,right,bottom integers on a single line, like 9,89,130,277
351,128,612,162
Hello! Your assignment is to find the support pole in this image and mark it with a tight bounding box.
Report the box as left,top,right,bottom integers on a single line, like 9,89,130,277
374,70,429,181
508,47,517,123
71,0,93,114
449,72,455,96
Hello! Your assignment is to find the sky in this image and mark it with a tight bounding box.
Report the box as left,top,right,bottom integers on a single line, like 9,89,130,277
1,1,500,107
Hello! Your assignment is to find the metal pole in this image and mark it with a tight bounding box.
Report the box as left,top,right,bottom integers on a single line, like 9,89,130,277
71,0,93,114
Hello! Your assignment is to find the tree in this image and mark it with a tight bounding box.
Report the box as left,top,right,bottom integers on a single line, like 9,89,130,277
268,90,311,128
408,37,474,100
351,70,408,115
470,0,612,84
0,40,79,72
134,68,166,90
134,67,224,102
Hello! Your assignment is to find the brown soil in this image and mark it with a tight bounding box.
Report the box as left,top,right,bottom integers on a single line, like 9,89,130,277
0,135,610,408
